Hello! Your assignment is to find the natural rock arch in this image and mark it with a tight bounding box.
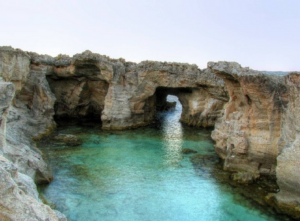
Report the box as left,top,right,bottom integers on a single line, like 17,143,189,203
1,47,300,219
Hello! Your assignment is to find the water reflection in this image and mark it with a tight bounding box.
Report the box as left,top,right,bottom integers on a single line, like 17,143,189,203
159,95,183,167
38,95,285,221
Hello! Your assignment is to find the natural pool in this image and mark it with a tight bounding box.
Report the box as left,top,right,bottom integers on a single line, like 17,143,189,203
39,96,289,221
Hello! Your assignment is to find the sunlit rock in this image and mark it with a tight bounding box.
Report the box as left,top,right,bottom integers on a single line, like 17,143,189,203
210,61,287,178
1,46,300,219
0,46,30,92
275,72,300,218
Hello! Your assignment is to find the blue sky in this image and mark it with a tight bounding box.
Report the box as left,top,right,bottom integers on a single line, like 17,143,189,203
1,0,299,71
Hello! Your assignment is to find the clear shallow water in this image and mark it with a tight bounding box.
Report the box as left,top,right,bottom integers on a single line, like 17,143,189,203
39,96,284,221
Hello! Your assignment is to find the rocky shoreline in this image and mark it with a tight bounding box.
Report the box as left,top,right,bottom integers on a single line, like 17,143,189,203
0,46,299,220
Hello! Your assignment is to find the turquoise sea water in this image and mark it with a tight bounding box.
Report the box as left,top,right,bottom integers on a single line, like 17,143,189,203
39,96,286,221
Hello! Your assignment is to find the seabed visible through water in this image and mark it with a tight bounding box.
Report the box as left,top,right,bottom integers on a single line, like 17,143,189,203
38,96,293,221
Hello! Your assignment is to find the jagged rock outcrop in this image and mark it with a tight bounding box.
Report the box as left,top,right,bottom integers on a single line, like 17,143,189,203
273,72,300,218
0,46,30,92
4,60,58,184
0,156,66,221
210,62,288,180
1,47,55,183
0,46,65,220
209,62,300,218
101,61,228,129
178,85,228,127
40,50,228,129
32,51,110,119
1,46,300,219
0,81,14,154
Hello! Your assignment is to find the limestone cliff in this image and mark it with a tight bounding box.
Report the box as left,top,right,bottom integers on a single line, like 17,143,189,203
0,47,65,220
208,62,300,218
1,46,300,219
41,51,228,129
0,46,30,92
101,61,227,129
210,62,288,179
37,51,111,119
274,72,300,217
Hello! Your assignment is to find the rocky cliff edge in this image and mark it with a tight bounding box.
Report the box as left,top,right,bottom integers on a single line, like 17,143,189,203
1,46,300,219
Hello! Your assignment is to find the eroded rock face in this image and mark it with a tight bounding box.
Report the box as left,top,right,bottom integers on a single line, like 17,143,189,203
0,156,63,221
274,72,300,217
178,86,228,127
0,46,30,92
101,61,228,129
210,62,288,179
40,50,227,129
0,82,15,154
48,78,108,119
0,47,64,220
1,46,300,219
208,63,300,218
4,57,56,184
42,51,110,119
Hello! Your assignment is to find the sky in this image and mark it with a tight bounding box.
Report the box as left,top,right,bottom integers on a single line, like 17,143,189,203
1,0,299,71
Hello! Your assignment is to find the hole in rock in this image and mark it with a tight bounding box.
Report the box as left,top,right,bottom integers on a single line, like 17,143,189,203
245,94,252,105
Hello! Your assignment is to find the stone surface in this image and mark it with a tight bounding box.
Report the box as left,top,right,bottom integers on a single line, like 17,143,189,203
0,46,65,220
4,62,56,183
208,62,300,218
210,62,288,179
38,50,111,119
101,61,228,129
274,72,300,218
35,50,228,129
0,81,15,155
1,46,300,219
0,155,61,221
0,46,30,92
178,86,227,127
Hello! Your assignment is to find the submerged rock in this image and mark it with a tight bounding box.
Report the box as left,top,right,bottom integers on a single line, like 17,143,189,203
181,148,198,154
265,193,300,220
54,134,81,146
231,172,260,184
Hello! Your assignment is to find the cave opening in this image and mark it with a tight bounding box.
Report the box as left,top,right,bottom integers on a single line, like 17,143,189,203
155,86,192,112
153,86,194,130
155,94,183,128
46,76,109,126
